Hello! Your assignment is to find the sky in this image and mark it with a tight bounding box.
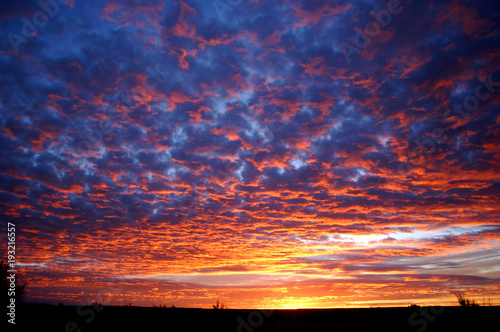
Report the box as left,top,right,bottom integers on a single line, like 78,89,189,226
1,0,499,309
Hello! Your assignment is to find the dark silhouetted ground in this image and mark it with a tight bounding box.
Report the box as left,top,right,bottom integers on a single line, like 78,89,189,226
6,303,499,331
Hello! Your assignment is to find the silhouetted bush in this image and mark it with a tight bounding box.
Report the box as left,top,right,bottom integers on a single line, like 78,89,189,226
212,299,227,309
453,291,479,306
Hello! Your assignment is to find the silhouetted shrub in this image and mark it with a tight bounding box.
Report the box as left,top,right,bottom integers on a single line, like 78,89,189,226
453,291,479,306
212,299,227,309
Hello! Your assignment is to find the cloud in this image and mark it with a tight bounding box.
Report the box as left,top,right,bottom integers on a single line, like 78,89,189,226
1,0,499,308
